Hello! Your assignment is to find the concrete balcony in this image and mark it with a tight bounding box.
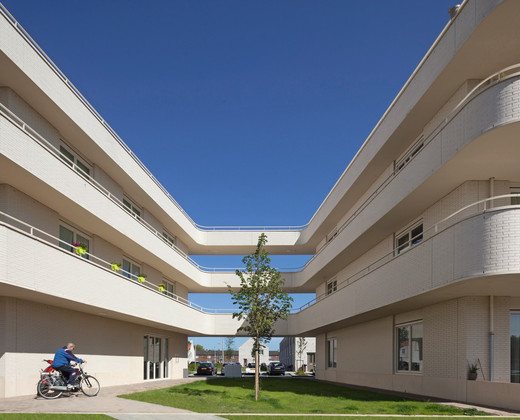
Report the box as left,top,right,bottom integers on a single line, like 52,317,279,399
0,223,244,336
288,207,520,335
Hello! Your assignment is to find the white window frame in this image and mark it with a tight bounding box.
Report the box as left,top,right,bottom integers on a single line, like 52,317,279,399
122,257,141,280
161,278,176,297
162,231,176,247
59,143,92,178
327,278,337,295
395,221,423,255
143,335,169,380
327,338,337,368
396,320,423,373
58,222,91,260
123,196,142,220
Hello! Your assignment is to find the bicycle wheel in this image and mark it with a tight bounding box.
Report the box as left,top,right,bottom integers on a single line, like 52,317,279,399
37,378,63,399
79,375,100,396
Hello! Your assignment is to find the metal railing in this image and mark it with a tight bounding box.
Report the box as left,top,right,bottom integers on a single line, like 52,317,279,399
0,210,234,314
1,0,519,281
293,196,520,313
0,3,306,233
297,65,520,274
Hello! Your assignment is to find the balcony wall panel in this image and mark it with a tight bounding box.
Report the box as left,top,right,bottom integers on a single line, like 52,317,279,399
290,209,520,335
0,225,243,336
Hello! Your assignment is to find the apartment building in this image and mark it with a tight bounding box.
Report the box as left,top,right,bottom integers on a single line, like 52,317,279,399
2,0,520,411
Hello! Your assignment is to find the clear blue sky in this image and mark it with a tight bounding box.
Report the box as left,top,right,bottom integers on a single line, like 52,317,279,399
3,0,457,349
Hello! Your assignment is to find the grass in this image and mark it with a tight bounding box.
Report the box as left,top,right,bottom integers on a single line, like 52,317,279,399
0,416,111,419
219,415,518,420
221,418,517,420
119,377,489,416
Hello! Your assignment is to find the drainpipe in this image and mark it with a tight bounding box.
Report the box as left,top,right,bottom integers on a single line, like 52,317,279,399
489,177,495,209
490,295,494,381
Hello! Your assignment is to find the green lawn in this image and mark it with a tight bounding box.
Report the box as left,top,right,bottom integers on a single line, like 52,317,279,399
0,416,111,420
119,377,488,416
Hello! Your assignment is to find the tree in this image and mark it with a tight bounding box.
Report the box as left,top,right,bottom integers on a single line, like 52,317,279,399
225,337,235,362
296,337,307,372
228,233,293,401
194,344,204,352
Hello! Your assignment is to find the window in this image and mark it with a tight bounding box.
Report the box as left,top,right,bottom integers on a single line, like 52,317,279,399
327,279,337,295
396,322,423,372
327,338,337,368
143,335,169,380
59,144,91,178
161,279,175,297
395,140,424,172
511,313,520,383
58,224,90,260
122,258,140,280
511,189,520,205
123,197,141,220
162,231,176,247
326,228,338,243
396,223,423,255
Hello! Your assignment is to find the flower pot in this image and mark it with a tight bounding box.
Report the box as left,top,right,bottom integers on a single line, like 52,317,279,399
111,263,121,271
138,276,146,283
468,372,477,380
158,285,165,292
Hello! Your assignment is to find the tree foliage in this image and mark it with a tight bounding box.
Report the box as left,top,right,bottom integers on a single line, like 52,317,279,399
228,233,292,400
225,337,235,361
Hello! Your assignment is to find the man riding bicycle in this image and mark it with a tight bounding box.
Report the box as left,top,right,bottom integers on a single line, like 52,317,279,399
51,342,86,389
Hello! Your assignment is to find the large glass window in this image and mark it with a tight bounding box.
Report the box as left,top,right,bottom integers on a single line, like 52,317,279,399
327,338,337,368
396,322,423,372
143,335,169,380
59,224,90,259
511,313,520,383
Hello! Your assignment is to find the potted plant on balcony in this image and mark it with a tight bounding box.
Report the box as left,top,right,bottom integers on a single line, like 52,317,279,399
158,283,166,292
110,262,121,271
468,363,479,380
72,242,87,256
137,274,147,284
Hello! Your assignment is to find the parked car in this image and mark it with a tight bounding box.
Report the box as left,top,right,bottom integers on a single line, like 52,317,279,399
267,362,285,375
245,362,256,375
197,362,217,375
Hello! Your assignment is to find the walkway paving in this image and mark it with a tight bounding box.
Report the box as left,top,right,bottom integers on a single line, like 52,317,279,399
0,377,225,419
1,375,519,418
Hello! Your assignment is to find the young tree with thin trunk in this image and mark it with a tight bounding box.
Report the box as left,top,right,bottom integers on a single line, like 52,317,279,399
228,233,292,401
225,337,235,362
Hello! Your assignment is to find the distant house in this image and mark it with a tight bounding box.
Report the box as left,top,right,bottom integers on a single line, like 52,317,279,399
239,338,270,366
280,337,316,372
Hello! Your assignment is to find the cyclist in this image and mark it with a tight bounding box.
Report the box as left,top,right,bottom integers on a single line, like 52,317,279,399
51,342,86,389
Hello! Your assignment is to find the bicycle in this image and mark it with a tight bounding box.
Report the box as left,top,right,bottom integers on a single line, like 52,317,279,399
37,359,100,399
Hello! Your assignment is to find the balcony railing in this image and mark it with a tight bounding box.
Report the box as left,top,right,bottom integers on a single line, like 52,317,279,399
0,210,234,314
294,196,520,313
0,3,306,233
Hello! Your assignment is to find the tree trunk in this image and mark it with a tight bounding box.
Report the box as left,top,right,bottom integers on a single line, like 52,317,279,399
255,348,259,401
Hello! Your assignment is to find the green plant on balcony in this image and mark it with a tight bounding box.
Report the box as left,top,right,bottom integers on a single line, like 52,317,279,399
110,262,121,271
158,283,166,292
72,242,87,256
137,274,147,284
468,362,479,380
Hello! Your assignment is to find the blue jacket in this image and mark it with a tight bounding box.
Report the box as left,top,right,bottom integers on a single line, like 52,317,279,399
52,347,83,367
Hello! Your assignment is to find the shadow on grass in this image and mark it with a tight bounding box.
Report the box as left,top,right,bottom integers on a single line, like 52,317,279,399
204,377,404,403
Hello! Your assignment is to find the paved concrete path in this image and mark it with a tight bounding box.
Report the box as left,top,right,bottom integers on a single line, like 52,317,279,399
0,377,225,419
1,375,519,418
